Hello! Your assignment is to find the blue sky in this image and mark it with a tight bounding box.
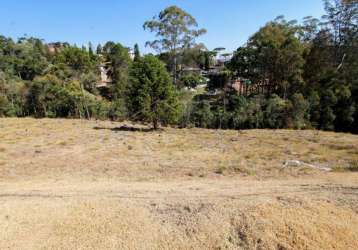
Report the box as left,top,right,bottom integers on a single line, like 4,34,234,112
0,0,325,53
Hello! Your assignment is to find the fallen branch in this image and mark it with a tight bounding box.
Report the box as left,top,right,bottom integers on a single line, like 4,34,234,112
283,160,331,172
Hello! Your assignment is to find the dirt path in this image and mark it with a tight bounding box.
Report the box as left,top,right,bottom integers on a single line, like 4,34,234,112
1,174,357,204
1,174,357,249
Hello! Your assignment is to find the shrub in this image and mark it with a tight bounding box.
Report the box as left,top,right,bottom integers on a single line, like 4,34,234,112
180,73,205,89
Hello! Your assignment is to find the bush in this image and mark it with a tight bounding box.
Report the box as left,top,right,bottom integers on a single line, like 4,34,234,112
264,94,286,129
89,99,111,120
109,98,127,121
0,95,10,117
290,93,309,129
180,73,205,89
191,99,214,128
231,95,249,129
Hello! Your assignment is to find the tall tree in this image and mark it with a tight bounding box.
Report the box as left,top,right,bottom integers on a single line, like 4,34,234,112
96,44,102,55
101,42,131,99
143,6,206,85
88,42,94,59
229,17,305,99
133,43,140,62
127,55,181,129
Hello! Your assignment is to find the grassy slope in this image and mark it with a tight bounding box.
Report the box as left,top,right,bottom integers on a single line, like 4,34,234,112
0,118,357,249
0,118,357,182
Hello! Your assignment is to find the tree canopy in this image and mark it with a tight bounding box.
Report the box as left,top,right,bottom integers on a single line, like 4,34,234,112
143,6,206,84
127,55,181,129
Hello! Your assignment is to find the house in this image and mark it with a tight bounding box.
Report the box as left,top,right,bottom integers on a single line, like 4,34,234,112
231,78,272,96
96,62,112,88
47,42,65,54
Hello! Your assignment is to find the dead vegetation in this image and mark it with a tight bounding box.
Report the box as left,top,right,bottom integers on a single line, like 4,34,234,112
0,118,358,249
1,197,357,250
0,118,357,182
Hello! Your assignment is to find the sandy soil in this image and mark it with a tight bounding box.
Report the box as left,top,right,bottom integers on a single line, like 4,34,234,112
0,118,357,249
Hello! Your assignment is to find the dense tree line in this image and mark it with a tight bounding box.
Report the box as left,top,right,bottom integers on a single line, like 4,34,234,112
0,0,357,132
190,0,358,133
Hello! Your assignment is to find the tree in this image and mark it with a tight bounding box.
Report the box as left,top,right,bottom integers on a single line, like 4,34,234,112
307,91,321,128
264,94,287,129
133,43,140,62
290,93,309,129
88,42,94,59
101,42,132,100
246,96,264,129
303,0,358,132
96,44,102,54
231,95,249,129
127,55,181,129
229,17,305,99
13,38,49,80
180,73,204,89
143,6,206,85
181,43,207,69
54,46,93,73
320,89,338,130
191,99,213,128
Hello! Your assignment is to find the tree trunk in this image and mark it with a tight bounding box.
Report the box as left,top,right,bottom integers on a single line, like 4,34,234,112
153,118,158,130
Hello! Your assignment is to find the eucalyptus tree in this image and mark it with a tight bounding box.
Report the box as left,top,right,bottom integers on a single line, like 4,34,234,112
143,6,206,85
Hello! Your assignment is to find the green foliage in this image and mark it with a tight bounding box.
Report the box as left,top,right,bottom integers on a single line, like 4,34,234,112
307,91,321,128
229,18,305,98
246,96,265,129
144,6,206,84
320,89,338,130
264,95,287,129
191,99,213,128
88,99,111,120
290,93,309,129
207,70,232,91
231,95,249,129
181,44,207,69
0,1,357,133
133,43,140,62
180,73,204,89
0,94,10,116
102,42,131,102
109,98,127,121
127,55,181,129
25,76,82,118
54,46,94,72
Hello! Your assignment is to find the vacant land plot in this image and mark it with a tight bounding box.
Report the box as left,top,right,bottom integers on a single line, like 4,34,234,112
0,118,357,249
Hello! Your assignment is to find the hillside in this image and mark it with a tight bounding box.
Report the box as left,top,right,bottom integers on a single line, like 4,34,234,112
0,118,358,249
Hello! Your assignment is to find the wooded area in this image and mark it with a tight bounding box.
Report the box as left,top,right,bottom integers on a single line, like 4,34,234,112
0,0,357,133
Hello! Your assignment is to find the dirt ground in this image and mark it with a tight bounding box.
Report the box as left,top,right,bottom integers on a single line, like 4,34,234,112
0,118,357,249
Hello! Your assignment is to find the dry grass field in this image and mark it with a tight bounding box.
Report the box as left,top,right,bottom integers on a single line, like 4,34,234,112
0,118,358,249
